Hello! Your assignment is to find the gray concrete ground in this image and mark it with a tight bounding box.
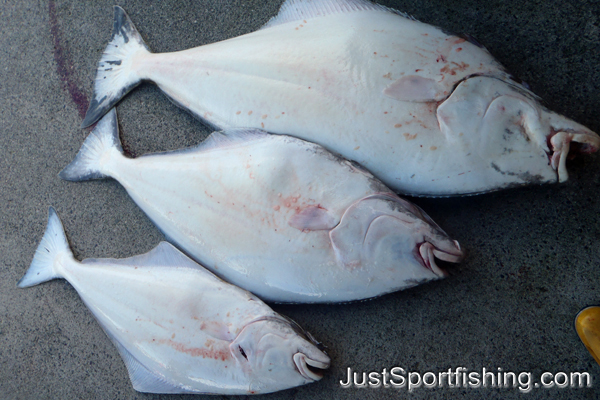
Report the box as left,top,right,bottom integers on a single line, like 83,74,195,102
1,0,600,399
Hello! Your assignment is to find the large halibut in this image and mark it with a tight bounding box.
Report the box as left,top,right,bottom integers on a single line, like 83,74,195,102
81,0,600,196
62,109,463,303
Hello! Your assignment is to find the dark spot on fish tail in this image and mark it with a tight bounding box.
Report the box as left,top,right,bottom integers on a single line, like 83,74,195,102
113,8,131,43
48,0,89,119
105,60,122,66
104,68,112,72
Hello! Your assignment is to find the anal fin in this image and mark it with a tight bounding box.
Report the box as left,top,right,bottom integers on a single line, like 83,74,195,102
110,331,194,394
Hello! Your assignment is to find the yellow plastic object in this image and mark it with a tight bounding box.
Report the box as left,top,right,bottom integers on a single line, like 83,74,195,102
576,306,600,365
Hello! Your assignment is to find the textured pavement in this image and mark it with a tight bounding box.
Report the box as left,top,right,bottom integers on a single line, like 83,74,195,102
1,0,600,399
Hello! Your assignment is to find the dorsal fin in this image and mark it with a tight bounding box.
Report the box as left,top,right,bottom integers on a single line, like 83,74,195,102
261,0,413,30
138,128,270,159
199,128,271,152
82,242,223,284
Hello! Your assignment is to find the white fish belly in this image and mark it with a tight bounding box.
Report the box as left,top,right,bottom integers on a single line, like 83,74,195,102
58,255,276,394
106,134,439,302
134,11,519,195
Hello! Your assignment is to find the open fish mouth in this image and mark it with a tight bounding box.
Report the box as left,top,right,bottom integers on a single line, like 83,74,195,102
549,129,600,183
417,241,463,277
293,353,330,381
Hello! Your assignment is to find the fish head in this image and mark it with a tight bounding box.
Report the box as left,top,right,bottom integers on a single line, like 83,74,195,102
437,76,600,189
229,315,330,393
330,194,464,286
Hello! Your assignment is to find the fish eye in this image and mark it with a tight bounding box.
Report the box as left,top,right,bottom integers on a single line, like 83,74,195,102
238,345,248,361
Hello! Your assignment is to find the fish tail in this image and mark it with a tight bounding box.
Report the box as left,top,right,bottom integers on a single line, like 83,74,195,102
60,108,124,181
81,6,151,128
17,207,71,288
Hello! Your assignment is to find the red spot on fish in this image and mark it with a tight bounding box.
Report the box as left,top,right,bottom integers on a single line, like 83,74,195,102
437,55,447,63
261,122,265,128
440,65,456,75
273,205,280,211
374,52,377,55
415,69,422,72
394,123,403,128
159,339,231,361
248,111,253,115
262,114,268,119
441,62,469,76
236,111,241,115
456,47,463,52
455,38,466,44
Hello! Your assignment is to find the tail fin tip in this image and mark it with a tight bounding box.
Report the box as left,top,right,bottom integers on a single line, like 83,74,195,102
17,207,71,288
61,108,123,182
81,6,150,128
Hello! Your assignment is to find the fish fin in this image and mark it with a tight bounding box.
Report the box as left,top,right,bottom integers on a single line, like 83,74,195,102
107,329,194,394
383,75,448,102
203,128,270,150
60,109,124,181
82,242,223,281
262,0,414,29
17,207,70,288
288,205,338,231
139,128,270,159
81,6,150,128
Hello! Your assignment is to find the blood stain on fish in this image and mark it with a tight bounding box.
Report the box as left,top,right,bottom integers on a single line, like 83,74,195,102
160,339,230,361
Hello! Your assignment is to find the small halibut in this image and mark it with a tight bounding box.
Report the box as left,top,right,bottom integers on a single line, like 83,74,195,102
81,0,600,196
18,208,330,395
61,109,463,303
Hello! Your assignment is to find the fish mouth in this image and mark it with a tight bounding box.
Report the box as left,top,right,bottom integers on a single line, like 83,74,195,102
293,352,330,381
417,241,463,277
549,129,600,183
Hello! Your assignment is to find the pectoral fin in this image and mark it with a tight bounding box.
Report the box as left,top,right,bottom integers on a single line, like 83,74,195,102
288,205,337,231
383,75,447,102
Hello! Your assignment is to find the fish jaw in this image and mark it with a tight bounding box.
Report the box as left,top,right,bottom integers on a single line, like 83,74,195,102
330,194,463,286
437,76,600,191
229,318,330,393
547,115,600,182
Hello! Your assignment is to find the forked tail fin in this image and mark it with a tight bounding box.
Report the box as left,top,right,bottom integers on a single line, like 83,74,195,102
81,6,150,128
60,108,124,182
17,208,71,288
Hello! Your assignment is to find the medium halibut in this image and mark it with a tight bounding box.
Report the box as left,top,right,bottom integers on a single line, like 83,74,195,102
18,207,330,395
81,0,600,196
61,109,463,303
